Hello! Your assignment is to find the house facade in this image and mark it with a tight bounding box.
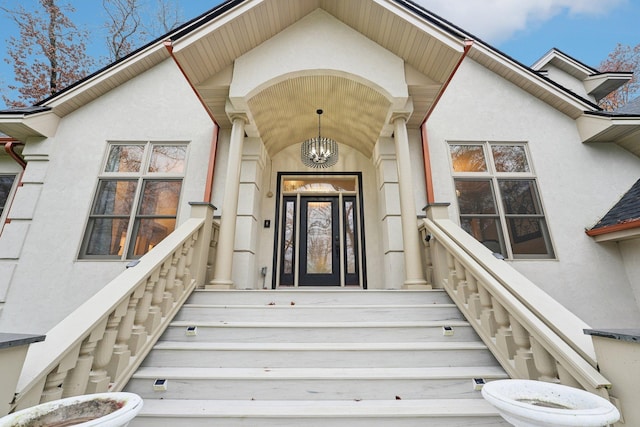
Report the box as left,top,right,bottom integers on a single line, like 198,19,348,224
1,0,640,335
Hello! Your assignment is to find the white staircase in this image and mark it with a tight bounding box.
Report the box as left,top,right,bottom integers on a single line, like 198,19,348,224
125,289,510,426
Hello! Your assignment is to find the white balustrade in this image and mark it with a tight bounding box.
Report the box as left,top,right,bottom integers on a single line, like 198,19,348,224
6,203,218,415
419,212,612,400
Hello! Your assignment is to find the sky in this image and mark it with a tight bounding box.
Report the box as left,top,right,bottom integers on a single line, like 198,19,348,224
0,0,639,108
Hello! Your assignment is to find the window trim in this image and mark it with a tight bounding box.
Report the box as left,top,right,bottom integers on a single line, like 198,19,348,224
0,173,20,232
449,141,555,260
79,142,188,260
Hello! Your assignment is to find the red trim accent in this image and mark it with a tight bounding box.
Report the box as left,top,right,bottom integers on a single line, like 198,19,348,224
164,40,218,125
586,220,640,237
204,122,219,203
164,40,220,203
420,124,435,204
419,40,473,204
422,39,474,124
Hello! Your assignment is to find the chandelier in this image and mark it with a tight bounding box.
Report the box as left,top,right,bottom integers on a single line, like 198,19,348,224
300,109,338,168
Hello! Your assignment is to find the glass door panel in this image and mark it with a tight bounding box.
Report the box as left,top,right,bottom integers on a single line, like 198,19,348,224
299,197,340,285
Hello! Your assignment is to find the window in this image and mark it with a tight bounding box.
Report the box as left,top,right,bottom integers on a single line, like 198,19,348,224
80,142,187,259
0,174,18,222
449,142,554,259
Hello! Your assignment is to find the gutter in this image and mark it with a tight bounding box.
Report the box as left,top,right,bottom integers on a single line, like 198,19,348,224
586,220,640,237
420,39,473,203
163,40,219,204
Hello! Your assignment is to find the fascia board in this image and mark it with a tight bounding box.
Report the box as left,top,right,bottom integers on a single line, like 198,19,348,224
584,73,633,98
0,111,60,140
471,43,597,115
170,0,266,52
577,114,640,142
531,49,595,78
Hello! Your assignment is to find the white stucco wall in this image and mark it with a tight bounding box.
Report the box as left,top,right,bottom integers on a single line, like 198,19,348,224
544,64,592,102
620,239,640,312
427,59,640,328
0,59,214,333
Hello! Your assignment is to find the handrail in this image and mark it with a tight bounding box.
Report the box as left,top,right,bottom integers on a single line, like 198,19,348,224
8,203,217,414
419,217,612,398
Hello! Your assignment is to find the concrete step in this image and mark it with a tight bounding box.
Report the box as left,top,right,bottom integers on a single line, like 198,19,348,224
130,399,510,426
141,341,500,368
128,289,508,426
186,289,454,306
173,304,463,322
162,320,479,342
126,366,508,400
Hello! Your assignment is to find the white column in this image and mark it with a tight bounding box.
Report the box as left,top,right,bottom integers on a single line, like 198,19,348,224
393,113,427,288
210,113,247,288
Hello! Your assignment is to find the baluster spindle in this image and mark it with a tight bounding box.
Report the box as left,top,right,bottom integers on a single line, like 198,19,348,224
531,336,560,383
510,315,538,379
88,310,123,393
493,298,516,359
108,296,136,381
466,275,482,320
477,282,497,337
129,282,151,356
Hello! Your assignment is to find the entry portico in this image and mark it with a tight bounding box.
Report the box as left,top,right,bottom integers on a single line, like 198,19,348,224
175,7,466,289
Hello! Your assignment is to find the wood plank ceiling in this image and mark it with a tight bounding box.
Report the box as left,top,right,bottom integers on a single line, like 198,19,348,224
172,0,465,157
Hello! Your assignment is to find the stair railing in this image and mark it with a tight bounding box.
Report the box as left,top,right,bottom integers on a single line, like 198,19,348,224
7,203,217,415
419,206,612,399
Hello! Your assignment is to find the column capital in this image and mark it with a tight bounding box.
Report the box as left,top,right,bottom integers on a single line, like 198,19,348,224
225,100,250,124
389,98,414,125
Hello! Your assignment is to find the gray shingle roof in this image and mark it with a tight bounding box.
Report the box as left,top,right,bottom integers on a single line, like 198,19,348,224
591,179,640,230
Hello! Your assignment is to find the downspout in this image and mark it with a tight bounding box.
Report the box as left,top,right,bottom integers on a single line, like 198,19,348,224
420,39,473,204
3,139,26,170
163,40,219,203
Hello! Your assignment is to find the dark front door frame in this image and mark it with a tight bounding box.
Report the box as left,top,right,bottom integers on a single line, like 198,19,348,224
271,171,367,289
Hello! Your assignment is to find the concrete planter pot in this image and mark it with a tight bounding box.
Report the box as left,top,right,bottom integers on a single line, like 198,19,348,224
0,392,143,427
481,379,619,427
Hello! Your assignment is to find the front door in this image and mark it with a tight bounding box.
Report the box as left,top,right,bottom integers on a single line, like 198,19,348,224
278,192,361,287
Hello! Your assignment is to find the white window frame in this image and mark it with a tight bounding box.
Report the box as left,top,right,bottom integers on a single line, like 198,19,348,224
79,141,188,260
0,173,19,232
449,141,555,260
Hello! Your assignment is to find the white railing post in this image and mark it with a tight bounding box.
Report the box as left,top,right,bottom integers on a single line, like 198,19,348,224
188,202,216,287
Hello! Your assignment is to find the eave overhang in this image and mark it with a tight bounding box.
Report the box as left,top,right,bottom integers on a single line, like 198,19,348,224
584,72,633,102
467,43,598,119
168,0,468,130
531,48,597,80
586,220,640,243
0,109,60,141
577,112,640,157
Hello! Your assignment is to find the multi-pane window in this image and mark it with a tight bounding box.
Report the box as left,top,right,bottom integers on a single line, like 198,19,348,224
80,142,187,259
449,142,554,259
0,174,17,220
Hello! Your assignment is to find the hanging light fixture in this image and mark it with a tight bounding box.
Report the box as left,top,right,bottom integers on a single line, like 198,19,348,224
301,109,338,168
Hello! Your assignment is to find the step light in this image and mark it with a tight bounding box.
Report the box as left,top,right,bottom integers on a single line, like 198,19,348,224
442,326,454,336
472,378,485,391
185,326,198,336
153,379,168,391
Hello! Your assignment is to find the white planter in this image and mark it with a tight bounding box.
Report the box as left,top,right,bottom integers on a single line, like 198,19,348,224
0,392,143,427
481,379,619,427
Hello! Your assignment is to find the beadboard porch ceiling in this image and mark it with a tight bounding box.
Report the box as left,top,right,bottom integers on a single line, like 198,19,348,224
170,0,467,155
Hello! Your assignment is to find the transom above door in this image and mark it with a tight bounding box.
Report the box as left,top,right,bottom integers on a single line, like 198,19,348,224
273,174,366,288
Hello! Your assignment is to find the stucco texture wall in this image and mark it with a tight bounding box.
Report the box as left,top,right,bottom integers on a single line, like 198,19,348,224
0,59,214,333
427,59,640,328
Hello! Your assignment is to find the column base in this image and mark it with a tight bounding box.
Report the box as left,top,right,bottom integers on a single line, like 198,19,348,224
402,280,431,290
206,280,234,289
